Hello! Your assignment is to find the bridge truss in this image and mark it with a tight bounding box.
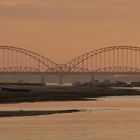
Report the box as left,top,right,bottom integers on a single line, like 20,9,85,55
0,46,59,72
65,46,140,73
0,46,140,73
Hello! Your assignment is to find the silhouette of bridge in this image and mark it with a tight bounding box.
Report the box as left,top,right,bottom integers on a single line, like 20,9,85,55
0,46,140,83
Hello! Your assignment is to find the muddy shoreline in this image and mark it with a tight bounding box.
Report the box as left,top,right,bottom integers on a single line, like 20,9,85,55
0,109,81,117
0,87,140,103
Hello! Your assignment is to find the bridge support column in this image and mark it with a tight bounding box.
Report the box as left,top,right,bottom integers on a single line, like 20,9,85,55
41,74,45,84
59,73,64,85
91,74,95,81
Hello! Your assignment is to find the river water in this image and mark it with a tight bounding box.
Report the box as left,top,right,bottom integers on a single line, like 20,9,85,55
0,96,140,140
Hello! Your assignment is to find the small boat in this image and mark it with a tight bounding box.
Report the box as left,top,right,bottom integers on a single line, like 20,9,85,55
1,87,31,92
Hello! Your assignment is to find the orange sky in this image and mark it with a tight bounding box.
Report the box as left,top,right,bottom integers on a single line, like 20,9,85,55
0,0,140,63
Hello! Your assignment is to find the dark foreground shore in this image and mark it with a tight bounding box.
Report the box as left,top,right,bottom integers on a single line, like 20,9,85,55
0,86,140,103
0,109,81,117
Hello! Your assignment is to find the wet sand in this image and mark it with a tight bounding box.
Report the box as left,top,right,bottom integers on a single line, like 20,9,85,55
0,96,140,140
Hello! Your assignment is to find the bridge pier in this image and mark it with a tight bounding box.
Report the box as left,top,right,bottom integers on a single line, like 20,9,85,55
91,74,95,81
0,72,140,84
41,74,45,84
59,73,64,85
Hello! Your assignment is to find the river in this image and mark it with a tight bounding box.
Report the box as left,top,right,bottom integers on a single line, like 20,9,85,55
0,96,140,140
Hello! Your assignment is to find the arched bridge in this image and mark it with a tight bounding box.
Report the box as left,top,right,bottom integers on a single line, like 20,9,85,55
0,46,140,83
65,46,140,72
0,46,59,72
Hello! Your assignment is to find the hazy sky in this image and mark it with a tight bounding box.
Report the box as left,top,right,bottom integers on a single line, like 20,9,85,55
1,0,140,63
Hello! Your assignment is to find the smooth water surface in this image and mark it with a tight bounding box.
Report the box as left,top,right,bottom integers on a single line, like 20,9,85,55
0,96,140,140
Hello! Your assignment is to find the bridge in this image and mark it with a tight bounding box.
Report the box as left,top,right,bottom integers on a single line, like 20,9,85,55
0,46,140,83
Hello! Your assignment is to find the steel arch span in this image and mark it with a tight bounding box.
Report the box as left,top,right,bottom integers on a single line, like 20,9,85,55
65,46,140,72
0,46,59,72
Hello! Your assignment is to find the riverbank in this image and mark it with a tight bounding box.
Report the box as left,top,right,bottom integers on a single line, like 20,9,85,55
0,86,140,103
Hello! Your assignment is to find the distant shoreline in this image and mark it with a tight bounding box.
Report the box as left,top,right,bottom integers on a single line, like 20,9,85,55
0,86,140,104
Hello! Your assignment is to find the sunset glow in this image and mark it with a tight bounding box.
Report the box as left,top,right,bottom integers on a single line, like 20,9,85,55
1,0,140,63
